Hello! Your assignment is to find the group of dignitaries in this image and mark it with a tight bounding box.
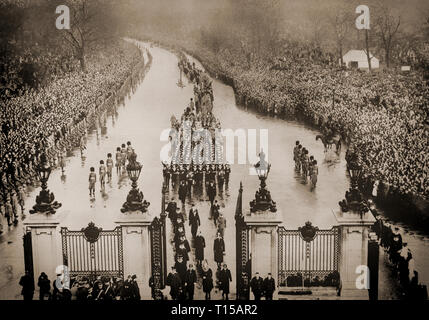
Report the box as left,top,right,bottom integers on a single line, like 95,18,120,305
162,198,277,300
164,199,232,300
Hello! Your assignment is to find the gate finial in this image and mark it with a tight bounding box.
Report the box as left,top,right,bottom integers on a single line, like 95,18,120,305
81,222,102,243
298,221,319,242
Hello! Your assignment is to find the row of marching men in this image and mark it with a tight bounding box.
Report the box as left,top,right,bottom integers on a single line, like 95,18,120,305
293,140,319,190
178,57,213,104
87,141,135,198
162,163,231,193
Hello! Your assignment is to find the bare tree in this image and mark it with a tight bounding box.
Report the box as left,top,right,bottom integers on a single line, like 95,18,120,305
61,0,115,71
365,29,372,72
330,7,352,66
375,6,401,68
232,0,281,59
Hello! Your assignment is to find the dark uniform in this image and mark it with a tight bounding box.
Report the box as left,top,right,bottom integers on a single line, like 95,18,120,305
250,276,264,300
189,208,200,238
213,237,225,269
219,267,232,300
179,181,188,205
185,269,197,300
166,271,182,300
263,276,276,300
195,234,205,264
207,182,216,207
19,273,34,301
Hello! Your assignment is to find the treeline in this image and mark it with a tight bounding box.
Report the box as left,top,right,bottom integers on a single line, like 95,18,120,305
123,0,429,72
0,0,125,98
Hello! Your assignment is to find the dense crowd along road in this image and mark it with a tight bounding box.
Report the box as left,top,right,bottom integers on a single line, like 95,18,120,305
141,33,429,204
0,40,144,232
1,41,428,300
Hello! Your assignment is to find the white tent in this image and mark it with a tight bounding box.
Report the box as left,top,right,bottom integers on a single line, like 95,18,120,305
340,50,379,69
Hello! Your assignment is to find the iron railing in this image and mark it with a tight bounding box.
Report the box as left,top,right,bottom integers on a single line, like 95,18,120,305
277,225,340,287
61,226,124,280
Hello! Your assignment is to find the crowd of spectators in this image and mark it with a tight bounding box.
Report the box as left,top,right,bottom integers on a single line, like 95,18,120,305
0,40,144,232
19,271,141,301
1,44,77,99
144,33,428,201
373,219,428,300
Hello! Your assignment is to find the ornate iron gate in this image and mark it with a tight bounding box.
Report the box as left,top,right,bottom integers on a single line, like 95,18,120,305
278,222,340,287
235,182,250,300
150,216,164,300
23,230,34,282
367,234,379,300
61,222,124,280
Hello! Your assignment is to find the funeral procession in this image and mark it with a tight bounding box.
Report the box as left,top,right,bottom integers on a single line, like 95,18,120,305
1,0,429,304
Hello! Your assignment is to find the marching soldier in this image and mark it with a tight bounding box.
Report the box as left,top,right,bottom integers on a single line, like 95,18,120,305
115,147,122,175
126,141,133,159
106,154,114,183
310,160,319,190
99,160,106,189
88,167,97,197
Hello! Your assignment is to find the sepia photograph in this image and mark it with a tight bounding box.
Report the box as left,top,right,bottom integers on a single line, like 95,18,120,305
0,0,428,304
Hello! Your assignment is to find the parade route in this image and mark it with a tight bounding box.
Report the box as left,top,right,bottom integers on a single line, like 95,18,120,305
1,42,427,299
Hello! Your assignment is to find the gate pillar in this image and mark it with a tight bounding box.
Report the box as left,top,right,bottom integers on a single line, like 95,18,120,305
23,213,62,288
115,210,152,300
333,209,376,300
244,209,282,300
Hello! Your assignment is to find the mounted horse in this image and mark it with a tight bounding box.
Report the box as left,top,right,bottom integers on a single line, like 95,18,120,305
316,134,342,154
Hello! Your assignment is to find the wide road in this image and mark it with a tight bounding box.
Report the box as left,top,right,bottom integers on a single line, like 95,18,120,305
1,42,427,299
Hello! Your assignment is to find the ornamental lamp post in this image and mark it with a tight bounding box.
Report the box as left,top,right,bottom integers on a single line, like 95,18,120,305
29,153,61,215
339,152,368,217
121,151,150,213
250,151,276,213
126,151,142,189
347,156,362,189
37,153,52,190
160,182,168,287
254,150,271,190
